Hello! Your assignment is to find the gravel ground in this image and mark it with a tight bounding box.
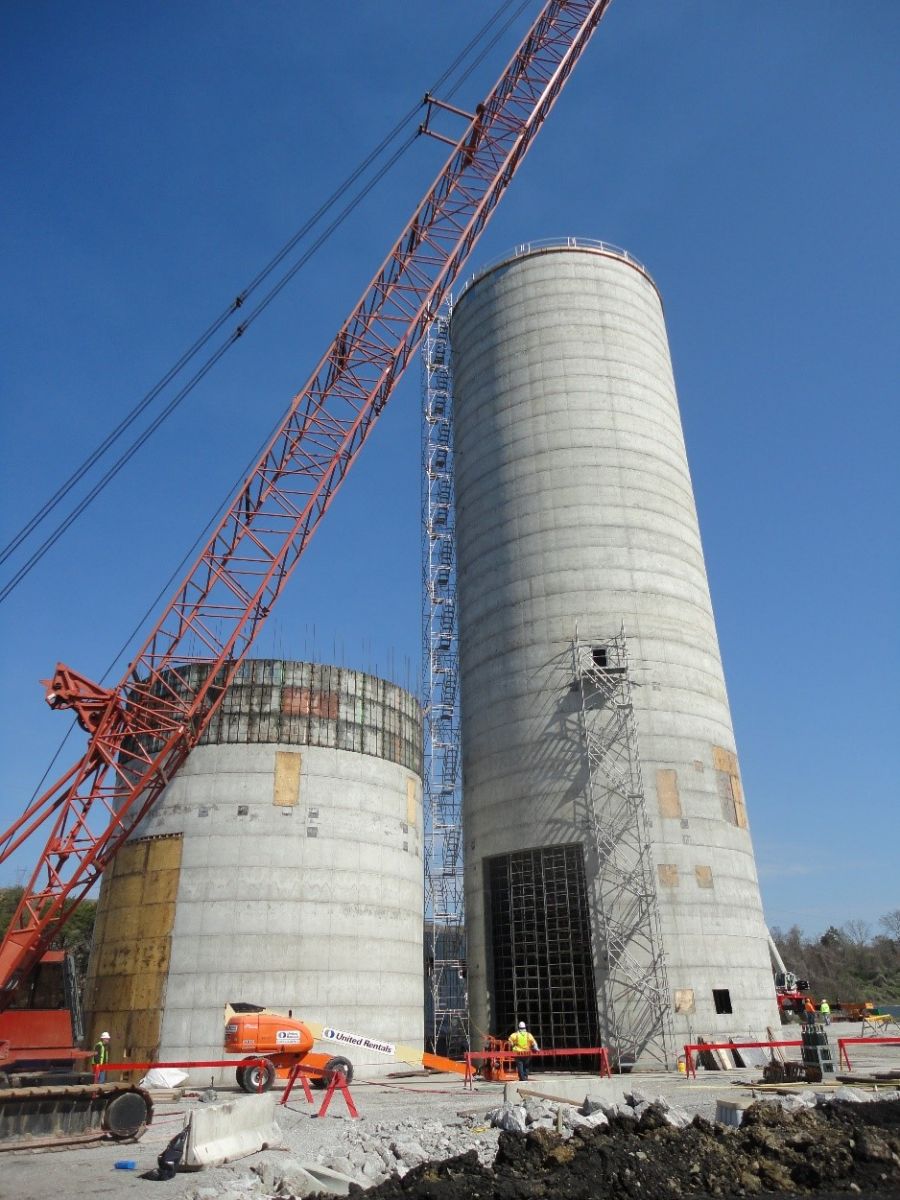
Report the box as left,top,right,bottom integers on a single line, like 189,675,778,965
2,1037,898,1200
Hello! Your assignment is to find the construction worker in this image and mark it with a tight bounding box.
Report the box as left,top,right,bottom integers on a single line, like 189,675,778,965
803,997,817,1023
508,1020,539,1081
93,1031,111,1082
819,998,831,1025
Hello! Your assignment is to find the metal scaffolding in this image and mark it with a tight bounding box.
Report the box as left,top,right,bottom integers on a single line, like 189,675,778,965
488,844,599,1055
572,628,674,1068
421,315,468,1057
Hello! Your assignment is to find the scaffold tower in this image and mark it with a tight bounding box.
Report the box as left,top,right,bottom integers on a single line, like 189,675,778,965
422,315,468,1057
572,628,674,1068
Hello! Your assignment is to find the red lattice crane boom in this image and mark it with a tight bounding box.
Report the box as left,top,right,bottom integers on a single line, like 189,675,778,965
0,0,613,1000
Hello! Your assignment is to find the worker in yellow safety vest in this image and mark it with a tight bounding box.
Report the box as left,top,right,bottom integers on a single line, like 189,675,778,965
93,1031,111,1082
819,999,831,1025
508,1021,539,1081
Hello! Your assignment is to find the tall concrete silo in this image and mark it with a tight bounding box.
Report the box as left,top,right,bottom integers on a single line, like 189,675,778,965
451,240,780,1067
85,660,423,1076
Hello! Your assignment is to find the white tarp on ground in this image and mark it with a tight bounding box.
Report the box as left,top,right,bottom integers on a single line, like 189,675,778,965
183,1093,282,1167
138,1067,190,1088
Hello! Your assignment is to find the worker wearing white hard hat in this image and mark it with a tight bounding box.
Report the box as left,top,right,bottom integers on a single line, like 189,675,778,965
508,1020,539,1081
93,1030,112,1082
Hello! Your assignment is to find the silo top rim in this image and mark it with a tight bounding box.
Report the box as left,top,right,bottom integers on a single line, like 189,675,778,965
454,238,661,306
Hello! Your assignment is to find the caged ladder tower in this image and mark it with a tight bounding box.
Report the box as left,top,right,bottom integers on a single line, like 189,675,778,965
422,315,469,1058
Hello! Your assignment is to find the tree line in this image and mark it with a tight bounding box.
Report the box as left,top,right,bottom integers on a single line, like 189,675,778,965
0,886,98,981
771,911,900,1004
2,884,898,1003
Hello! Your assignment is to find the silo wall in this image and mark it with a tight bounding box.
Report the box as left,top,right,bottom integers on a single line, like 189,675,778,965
451,242,780,1064
85,661,423,1078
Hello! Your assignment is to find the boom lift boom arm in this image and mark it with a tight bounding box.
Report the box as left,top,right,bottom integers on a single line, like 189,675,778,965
0,0,613,1000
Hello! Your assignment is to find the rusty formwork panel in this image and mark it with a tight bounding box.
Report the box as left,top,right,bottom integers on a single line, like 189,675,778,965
160,661,422,773
83,834,183,1067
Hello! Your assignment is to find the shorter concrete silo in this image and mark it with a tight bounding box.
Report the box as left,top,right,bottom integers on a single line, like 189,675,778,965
85,660,423,1076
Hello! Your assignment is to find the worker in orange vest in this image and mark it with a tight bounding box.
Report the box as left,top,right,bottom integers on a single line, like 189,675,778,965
803,997,817,1023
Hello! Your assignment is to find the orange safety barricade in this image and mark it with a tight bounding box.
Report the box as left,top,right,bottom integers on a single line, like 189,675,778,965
279,1060,359,1118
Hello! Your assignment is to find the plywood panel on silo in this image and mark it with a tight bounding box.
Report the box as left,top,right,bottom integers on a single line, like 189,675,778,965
84,834,183,1065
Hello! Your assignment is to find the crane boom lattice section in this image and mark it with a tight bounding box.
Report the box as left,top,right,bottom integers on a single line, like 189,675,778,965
0,0,615,998
572,629,674,1068
422,316,468,1057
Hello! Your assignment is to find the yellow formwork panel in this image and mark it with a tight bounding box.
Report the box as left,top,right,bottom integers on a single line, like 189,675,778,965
85,835,183,1062
146,837,183,871
108,906,145,944
144,867,180,904
274,750,302,806
711,745,738,776
103,872,145,911
656,768,682,818
126,1009,161,1052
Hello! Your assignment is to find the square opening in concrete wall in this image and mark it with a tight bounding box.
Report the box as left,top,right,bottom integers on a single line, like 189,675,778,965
713,988,733,1015
485,843,598,1065
591,646,608,669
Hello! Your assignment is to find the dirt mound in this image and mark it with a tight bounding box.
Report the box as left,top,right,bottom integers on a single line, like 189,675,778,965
339,1099,900,1200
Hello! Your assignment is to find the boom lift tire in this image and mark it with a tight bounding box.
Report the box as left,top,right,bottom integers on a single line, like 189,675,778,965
320,1056,353,1088
237,1058,276,1093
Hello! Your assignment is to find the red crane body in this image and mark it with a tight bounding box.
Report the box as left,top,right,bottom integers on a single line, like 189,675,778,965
0,0,614,1000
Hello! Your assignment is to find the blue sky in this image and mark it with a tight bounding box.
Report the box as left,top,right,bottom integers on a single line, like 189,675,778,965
2,2,897,938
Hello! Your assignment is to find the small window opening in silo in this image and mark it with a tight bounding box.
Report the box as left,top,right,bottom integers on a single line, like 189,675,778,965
591,646,608,669
237,805,249,816
713,989,732,1014
486,844,599,1067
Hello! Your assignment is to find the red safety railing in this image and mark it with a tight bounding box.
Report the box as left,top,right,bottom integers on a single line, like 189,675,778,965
463,1046,611,1089
93,1055,360,1116
837,1036,900,1071
93,1056,273,1090
682,1040,802,1080
93,1056,270,1078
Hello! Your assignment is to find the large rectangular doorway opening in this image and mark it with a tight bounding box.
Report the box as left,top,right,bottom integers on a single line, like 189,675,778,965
486,843,599,1064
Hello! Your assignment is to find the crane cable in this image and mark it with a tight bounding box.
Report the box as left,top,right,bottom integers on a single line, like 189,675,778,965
10,0,536,811
0,130,417,608
0,0,532,598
